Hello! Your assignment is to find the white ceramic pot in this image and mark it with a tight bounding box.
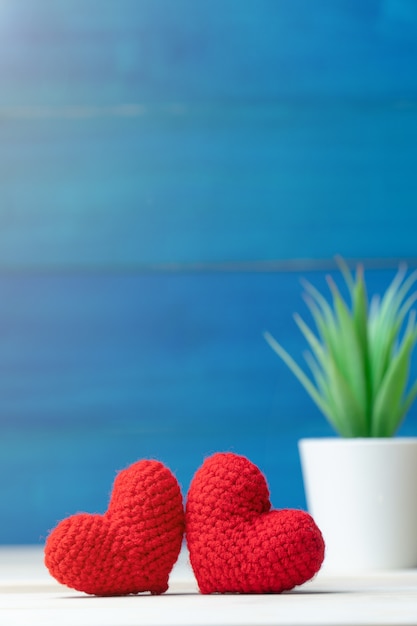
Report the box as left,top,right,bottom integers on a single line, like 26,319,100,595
299,437,417,571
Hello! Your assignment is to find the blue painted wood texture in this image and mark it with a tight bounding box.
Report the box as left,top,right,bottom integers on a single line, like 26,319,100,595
1,103,417,267
1,2,417,542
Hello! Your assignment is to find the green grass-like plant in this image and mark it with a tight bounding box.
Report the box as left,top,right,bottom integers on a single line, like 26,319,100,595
264,258,417,437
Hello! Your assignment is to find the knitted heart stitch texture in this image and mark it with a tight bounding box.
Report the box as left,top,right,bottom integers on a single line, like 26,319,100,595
186,452,325,594
44,460,184,596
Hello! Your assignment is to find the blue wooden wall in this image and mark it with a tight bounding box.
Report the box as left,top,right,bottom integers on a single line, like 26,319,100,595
1,1,417,543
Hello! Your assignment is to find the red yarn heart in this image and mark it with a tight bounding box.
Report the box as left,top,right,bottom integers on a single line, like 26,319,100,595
186,452,325,594
44,460,184,596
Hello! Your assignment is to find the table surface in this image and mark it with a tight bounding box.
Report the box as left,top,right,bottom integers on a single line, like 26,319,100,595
1,546,417,626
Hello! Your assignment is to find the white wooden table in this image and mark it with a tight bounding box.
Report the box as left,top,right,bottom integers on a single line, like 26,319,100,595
1,546,417,626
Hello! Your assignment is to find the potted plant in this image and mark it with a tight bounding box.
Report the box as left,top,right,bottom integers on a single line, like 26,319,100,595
264,257,417,571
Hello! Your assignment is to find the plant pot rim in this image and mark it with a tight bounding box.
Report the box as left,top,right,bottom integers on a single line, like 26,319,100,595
299,436,417,447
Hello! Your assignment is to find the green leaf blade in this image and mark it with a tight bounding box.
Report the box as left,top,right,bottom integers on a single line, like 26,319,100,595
264,258,417,438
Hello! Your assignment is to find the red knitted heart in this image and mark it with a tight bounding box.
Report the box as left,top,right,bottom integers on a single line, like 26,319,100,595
44,460,184,596
186,452,325,594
